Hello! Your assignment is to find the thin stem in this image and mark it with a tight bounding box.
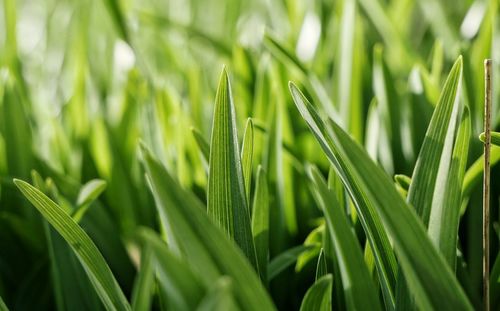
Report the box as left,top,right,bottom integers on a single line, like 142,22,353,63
483,59,492,311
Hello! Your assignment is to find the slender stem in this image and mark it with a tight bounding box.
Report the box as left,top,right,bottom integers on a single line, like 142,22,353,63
483,59,492,311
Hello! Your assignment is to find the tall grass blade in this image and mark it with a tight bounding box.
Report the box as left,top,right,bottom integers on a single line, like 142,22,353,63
141,146,276,311
251,166,269,282
13,180,131,311
289,82,473,310
290,84,398,309
241,118,254,205
308,166,381,310
207,68,258,270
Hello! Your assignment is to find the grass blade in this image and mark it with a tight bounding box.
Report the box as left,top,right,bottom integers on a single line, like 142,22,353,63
289,82,473,310
308,166,381,311
407,56,463,227
13,179,130,311
141,146,276,311
73,179,107,222
207,68,258,270
299,274,333,311
195,277,237,311
241,118,254,205
428,107,471,268
139,229,205,311
251,166,269,282
289,85,398,309
267,245,315,281
131,247,154,311
315,249,327,281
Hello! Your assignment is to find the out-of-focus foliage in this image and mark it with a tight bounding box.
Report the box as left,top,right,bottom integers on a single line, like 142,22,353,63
1,0,499,310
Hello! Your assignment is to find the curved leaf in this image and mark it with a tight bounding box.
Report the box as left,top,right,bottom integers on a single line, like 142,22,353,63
289,82,472,310
308,166,381,311
13,179,130,311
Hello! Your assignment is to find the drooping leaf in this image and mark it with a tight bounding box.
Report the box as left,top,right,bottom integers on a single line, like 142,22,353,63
207,68,258,270
191,127,210,164
289,84,398,309
289,82,472,310
72,179,107,222
308,166,381,311
251,166,269,282
480,131,500,147
13,179,131,311
299,274,333,311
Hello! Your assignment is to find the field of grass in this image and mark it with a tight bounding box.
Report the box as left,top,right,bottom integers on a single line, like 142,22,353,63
1,0,500,310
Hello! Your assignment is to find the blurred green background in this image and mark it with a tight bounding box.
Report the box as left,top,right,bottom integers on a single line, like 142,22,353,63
1,0,499,309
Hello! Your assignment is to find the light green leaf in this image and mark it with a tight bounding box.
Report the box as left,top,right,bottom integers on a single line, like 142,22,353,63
308,166,381,311
13,179,131,311
191,127,210,164
241,118,254,205
268,245,315,281
73,179,107,222
289,82,472,310
480,131,500,147
315,249,327,282
251,166,269,282
141,146,276,311
299,274,333,311
207,68,258,270
428,107,470,269
407,56,463,227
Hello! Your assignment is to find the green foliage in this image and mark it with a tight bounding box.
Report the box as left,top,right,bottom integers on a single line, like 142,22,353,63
1,0,499,310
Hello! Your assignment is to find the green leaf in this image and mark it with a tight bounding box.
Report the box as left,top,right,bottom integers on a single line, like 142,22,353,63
315,249,327,281
241,118,254,205
251,166,269,282
0,295,8,311
394,175,411,192
308,166,381,311
195,277,238,311
267,245,315,281
289,82,473,310
462,145,500,199
407,56,463,228
191,127,210,164
207,68,258,270
13,179,131,311
290,85,398,309
428,107,470,269
141,145,276,311
299,274,333,311
131,246,154,311
73,179,107,222
480,131,500,147
138,229,205,311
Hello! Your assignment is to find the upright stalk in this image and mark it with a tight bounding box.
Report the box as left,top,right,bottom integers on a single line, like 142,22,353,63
483,59,492,311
